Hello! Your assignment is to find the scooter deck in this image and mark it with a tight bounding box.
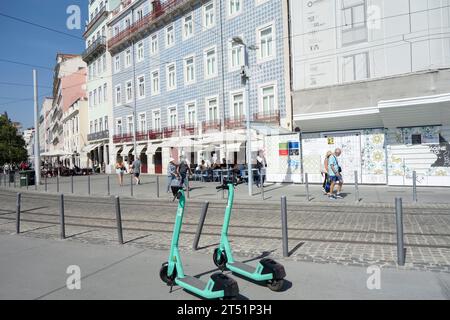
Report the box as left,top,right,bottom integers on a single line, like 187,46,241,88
228,261,257,274
177,275,207,290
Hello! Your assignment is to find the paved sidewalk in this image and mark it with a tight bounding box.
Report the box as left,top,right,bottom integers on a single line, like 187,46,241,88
0,234,449,300
2,173,449,205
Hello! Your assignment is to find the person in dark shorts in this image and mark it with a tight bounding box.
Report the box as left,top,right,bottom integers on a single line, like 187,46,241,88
132,157,142,185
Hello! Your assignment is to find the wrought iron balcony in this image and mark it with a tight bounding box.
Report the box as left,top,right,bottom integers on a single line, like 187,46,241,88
82,36,107,63
149,129,163,140
225,116,246,130
108,0,193,53
162,126,179,139
253,110,280,124
202,120,222,133
113,133,134,144
87,130,109,142
180,123,198,136
84,5,108,37
136,130,148,141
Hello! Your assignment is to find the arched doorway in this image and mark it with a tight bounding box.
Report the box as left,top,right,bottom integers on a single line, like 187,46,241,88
154,147,162,174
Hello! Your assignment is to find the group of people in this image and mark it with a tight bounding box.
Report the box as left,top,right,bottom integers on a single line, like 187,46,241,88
1,161,32,174
115,157,142,186
321,148,344,200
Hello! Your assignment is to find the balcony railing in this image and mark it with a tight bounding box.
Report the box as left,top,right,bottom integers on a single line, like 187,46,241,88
87,130,109,142
180,123,198,136
163,126,179,139
82,36,107,63
136,130,148,141
113,133,134,144
108,0,192,52
225,116,246,130
149,129,163,140
84,5,108,36
253,110,280,124
202,120,222,133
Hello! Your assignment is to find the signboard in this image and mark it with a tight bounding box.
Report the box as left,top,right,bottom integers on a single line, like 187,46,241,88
279,143,289,156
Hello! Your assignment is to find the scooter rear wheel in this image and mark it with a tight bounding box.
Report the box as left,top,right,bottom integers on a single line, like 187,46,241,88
267,278,284,292
160,263,176,285
213,248,227,271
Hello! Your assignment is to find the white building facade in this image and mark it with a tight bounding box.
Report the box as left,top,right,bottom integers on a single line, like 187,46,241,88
290,0,450,186
83,0,121,173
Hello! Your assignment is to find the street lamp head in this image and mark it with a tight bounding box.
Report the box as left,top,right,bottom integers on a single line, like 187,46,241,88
232,36,245,46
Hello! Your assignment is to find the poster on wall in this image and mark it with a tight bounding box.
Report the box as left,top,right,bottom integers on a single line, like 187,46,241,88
267,135,302,182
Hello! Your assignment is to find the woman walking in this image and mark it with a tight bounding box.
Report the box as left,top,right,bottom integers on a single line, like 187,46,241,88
115,157,126,186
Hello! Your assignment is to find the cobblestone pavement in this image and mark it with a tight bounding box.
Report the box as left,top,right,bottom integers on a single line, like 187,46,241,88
1,173,450,205
0,189,449,273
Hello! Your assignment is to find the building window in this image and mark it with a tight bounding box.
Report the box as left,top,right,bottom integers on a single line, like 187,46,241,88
136,8,143,21
137,41,144,62
89,92,93,107
116,118,122,135
125,48,132,68
152,110,161,131
137,75,145,99
89,65,93,80
93,89,97,106
99,118,103,132
93,61,97,77
343,52,369,82
185,102,197,126
229,39,244,71
151,70,160,95
90,121,93,134
115,85,122,106
183,13,194,40
98,86,103,104
114,55,120,73
203,1,215,29
139,112,147,132
260,84,277,114
166,24,175,48
98,56,103,74
125,80,133,102
342,0,367,45
94,119,98,133
104,116,108,130
166,63,176,91
204,47,217,79
184,55,195,85
127,115,134,134
150,33,158,55
228,0,242,17
257,23,275,62
102,54,107,72
103,83,107,102
206,97,218,121
231,91,244,119
168,107,178,128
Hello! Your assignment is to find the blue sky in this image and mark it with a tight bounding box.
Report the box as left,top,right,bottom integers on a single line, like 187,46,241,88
0,0,87,129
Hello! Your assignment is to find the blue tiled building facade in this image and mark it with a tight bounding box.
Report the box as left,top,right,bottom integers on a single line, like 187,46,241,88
108,0,289,173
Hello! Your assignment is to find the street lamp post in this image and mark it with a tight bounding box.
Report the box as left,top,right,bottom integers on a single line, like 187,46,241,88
232,37,257,196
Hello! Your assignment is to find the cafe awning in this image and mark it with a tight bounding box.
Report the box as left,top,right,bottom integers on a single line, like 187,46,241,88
121,145,134,157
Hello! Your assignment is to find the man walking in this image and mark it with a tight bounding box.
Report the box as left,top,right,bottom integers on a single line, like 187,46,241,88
131,157,142,185
177,156,192,190
328,148,344,199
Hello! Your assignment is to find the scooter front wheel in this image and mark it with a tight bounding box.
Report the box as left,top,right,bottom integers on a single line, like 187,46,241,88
267,279,284,292
213,248,227,271
160,262,176,285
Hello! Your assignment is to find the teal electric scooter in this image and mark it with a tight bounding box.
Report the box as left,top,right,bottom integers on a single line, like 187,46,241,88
213,179,286,291
159,185,239,299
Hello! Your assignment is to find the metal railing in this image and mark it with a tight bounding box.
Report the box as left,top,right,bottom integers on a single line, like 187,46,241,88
82,36,107,62
253,110,280,124
87,130,109,142
202,120,222,133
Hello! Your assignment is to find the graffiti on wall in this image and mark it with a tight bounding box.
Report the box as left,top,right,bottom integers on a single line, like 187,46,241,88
430,135,450,168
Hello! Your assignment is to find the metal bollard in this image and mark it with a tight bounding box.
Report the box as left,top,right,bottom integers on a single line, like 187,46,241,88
305,173,310,202
186,176,190,199
261,180,265,200
16,193,21,234
130,174,134,197
56,174,59,193
88,175,91,195
59,194,66,239
107,175,110,196
26,175,29,190
354,170,360,203
281,196,289,257
193,201,209,250
8,173,11,188
395,197,405,266
114,196,124,244
71,175,74,194
45,175,47,192
14,173,16,188
156,175,160,198
412,171,417,202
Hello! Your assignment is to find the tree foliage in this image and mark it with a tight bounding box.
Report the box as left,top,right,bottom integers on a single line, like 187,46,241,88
0,113,28,165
